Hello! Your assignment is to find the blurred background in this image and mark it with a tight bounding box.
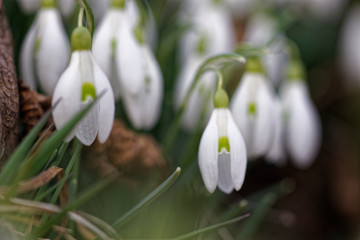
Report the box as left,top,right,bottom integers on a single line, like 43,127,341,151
3,0,360,239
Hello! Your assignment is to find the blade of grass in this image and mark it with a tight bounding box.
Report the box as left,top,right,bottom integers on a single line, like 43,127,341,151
0,101,57,184
30,174,116,238
173,214,250,240
112,167,181,229
26,92,104,178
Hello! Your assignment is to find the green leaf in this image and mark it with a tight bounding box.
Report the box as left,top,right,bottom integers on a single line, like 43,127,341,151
0,103,56,185
76,0,95,37
173,214,250,240
25,92,103,178
112,167,182,228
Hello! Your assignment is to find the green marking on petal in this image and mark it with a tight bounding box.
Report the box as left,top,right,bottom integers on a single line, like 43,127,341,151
41,0,56,8
248,102,256,116
71,27,92,51
213,88,229,109
197,35,208,55
134,23,145,44
218,136,230,153
34,38,41,55
81,82,96,101
111,38,117,58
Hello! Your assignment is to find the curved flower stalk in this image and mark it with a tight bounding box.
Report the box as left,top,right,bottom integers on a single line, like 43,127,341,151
265,97,286,166
52,26,115,146
17,0,76,17
176,0,235,131
115,20,163,130
20,0,70,95
280,60,321,169
175,54,216,131
199,84,247,194
230,58,275,159
339,4,360,89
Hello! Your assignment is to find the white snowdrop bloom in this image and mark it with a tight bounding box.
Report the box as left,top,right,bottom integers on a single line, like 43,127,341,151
265,97,286,166
115,22,163,130
339,4,360,89
93,0,153,99
199,89,247,194
52,27,115,146
281,79,321,169
179,0,235,63
20,0,70,95
175,54,216,131
230,58,275,159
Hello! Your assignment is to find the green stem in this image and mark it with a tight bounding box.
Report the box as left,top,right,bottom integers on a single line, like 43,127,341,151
163,54,246,155
78,7,85,27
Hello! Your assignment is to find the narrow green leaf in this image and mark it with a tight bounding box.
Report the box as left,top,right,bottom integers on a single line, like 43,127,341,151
173,214,250,240
0,104,55,184
30,174,115,238
76,0,95,36
112,167,182,228
26,92,103,178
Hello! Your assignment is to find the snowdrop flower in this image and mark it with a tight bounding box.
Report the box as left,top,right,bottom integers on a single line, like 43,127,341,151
265,97,286,166
280,60,321,168
339,4,360,89
20,0,70,95
52,27,115,146
230,58,275,159
17,0,76,17
115,22,163,130
199,88,247,194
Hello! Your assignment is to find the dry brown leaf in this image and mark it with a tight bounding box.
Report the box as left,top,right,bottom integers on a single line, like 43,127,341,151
84,120,167,188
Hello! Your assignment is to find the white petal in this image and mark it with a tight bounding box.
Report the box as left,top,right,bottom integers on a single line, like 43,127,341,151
58,0,76,17
250,80,275,158
20,24,37,90
140,46,163,129
76,100,100,146
116,17,145,95
217,151,233,194
92,55,115,143
265,97,286,166
87,0,110,24
244,13,277,47
93,10,123,99
123,93,143,129
198,111,218,193
17,0,40,14
282,81,321,169
52,53,82,142
36,9,70,95
226,109,247,191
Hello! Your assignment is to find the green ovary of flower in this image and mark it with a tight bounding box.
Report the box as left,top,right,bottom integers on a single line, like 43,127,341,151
218,136,230,153
112,0,125,8
71,27,92,51
81,82,96,101
245,57,264,73
287,59,306,81
213,88,229,109
41,0,56,8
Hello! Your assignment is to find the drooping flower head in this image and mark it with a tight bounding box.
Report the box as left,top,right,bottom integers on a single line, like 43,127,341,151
52,26,115,146
20,0,70,95
280,59,321,168
115,18,163,130
199,87,247,194
230,57,275,159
